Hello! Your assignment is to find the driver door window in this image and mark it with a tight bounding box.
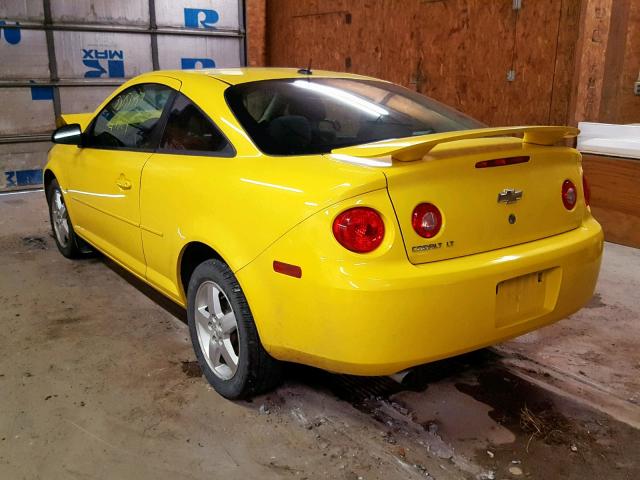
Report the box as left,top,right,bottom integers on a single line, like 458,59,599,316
86,84,173,150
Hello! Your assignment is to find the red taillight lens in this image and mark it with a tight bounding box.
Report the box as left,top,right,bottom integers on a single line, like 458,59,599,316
475,156,529,168
412,203,442,238
332,207,385,253
562,179,577,210
582,174,590,206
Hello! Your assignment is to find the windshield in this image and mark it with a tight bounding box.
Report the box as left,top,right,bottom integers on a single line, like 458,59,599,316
224,78,485,156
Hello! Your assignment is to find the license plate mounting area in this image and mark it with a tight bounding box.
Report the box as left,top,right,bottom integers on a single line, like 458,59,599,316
495,267,561,328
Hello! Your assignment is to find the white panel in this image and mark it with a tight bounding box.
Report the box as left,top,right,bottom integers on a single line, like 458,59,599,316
0,0,44,22
577,122,640,160
157,35,242,70
58,85,118,115
0,88,55,135
1,0,245,191
51,0,149,26
0,26,49,79
0,142,50,190
154,0,240,30
53,31,152,79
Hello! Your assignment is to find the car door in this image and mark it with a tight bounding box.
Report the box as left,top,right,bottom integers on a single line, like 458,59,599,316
66,80,178,277
140,92,235,300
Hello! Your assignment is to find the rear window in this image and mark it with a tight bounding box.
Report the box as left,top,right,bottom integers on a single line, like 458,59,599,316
224,78,485,156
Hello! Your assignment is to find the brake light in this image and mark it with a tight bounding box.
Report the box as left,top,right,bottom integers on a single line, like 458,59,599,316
562,180,577,210
332,207,385,253
582,174,590,206
412,203,442,238
475,156,529,168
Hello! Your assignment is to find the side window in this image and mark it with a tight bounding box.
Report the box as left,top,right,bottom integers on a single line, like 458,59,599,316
86,83,173,150
160,93,233,155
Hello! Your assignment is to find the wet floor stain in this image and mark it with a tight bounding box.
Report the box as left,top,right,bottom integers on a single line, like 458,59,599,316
454,367,640,479
52,315,88,326
586,292,607,308
288,351,640,479
181,360,202,378
3,198,25,205
399,381,516,449
456,368,575,446
21,236,48,250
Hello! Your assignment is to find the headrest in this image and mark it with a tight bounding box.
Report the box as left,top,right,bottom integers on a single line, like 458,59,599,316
267,115,311,154
287,96,327,122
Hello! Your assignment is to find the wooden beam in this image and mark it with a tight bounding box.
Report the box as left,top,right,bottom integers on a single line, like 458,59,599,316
599,0,631,122
246,0,267,67
569,0,614,124
548,0,582,125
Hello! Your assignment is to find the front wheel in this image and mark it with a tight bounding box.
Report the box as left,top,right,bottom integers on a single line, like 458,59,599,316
187,259,282,399
47,179,93,258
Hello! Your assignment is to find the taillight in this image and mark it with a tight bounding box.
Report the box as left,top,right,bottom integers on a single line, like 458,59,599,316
582,174,590,206
561,180,577,210
412,203,442,238
332,207,385,253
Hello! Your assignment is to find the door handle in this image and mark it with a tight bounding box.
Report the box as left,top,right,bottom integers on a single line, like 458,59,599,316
116,175,132,190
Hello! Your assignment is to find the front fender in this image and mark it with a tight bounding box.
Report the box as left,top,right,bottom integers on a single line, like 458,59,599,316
44,144,76,192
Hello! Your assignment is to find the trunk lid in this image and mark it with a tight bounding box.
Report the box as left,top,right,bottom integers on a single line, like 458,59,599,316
332,128,585,264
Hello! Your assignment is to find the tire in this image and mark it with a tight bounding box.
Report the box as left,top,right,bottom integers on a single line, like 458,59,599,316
46,178,93,258
187,259,282,399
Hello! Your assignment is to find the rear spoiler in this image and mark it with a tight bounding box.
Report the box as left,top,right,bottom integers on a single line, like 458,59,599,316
56,112,93,130
331,126,579,162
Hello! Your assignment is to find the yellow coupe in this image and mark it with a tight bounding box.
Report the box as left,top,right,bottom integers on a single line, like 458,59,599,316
45,68,603,399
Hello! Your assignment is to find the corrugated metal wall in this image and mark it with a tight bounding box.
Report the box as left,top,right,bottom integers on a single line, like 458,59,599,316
0,0,245,191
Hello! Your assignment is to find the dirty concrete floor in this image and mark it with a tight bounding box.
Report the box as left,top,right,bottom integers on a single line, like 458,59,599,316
1,191,639,480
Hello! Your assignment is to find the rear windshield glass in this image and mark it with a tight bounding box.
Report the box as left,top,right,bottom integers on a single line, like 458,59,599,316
224,78,485,156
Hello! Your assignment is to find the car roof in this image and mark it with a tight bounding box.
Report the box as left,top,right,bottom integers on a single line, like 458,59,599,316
137,67,380,86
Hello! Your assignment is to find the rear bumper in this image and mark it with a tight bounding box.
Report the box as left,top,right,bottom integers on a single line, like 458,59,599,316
238,215,603,376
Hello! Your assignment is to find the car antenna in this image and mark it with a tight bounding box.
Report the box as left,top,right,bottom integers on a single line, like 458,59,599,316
297,59,313,76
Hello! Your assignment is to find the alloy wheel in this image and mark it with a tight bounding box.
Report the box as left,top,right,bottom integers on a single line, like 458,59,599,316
51,189,70,248
194,281,240,380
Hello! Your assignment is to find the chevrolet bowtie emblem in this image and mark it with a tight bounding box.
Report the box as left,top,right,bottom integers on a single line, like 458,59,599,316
497,188,523,204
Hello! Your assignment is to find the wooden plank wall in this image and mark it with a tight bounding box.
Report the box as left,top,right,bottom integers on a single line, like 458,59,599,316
617,1,640,123
582,155,640,248
266,0,582,127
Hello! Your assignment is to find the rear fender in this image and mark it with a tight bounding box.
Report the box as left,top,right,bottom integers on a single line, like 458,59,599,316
236,187,406,354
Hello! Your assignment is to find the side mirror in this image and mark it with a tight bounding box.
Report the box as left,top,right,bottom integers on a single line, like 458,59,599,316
52,123,83,145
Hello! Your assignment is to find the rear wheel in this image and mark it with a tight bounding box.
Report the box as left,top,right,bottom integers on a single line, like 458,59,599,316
47,179,93,258
187,259,282,399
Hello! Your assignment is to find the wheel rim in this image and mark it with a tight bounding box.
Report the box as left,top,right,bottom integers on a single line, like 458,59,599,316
51,189,70,248
194,281,240,380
